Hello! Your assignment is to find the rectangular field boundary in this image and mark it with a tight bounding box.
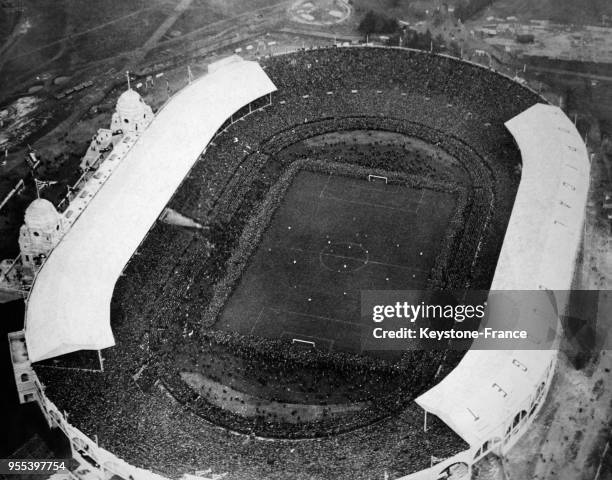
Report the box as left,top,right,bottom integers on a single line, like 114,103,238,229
368,174,388,184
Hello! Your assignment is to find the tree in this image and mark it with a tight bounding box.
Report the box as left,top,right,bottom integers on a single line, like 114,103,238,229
358,10,400,36
420,29,433,50
448,40,462,58
454,0,495,22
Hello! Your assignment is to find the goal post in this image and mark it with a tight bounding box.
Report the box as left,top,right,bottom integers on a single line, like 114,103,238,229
292,338,316,348
368,174,388,184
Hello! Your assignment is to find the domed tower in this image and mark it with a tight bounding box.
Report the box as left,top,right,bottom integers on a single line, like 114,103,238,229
19,199,64,276
110,88,153,134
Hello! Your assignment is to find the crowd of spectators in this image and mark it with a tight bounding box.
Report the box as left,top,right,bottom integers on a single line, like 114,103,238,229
36,46,541,480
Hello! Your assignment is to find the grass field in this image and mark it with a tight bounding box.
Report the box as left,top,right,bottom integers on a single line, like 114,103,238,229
217,170,458,356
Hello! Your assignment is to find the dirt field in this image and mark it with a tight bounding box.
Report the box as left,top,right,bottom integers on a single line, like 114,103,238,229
0,1,166,91
470,0,612,25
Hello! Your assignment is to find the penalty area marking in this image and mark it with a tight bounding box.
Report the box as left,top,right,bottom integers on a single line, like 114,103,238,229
318,174,419,213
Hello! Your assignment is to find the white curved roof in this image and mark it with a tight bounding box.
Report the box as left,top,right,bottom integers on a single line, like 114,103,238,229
24,198,60,230
116,89,144,116
25,58,276,362
416,104,590,446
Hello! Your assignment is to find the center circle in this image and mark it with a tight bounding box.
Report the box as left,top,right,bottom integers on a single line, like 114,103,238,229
319,241,369,273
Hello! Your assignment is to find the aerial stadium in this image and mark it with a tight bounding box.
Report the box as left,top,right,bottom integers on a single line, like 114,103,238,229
8,46,589,480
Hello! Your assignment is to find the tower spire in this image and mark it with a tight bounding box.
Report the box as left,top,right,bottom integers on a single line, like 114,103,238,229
126,70,131,90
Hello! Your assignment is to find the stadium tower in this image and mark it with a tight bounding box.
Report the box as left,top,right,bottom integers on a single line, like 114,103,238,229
111,88,153,134
18,198,64,278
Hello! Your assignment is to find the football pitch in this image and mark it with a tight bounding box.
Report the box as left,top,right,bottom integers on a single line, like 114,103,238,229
217,170,458,355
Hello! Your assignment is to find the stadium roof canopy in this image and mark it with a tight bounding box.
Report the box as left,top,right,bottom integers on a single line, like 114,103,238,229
25,58,277,362
416,104,590,447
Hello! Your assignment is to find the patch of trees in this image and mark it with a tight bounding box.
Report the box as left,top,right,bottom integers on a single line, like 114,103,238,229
404,29,437,50
454,0,495,22
358,10,399,35
387,29,461,56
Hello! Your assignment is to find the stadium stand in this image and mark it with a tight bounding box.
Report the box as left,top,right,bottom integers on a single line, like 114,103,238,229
414,103,589,477
24,58,276,362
